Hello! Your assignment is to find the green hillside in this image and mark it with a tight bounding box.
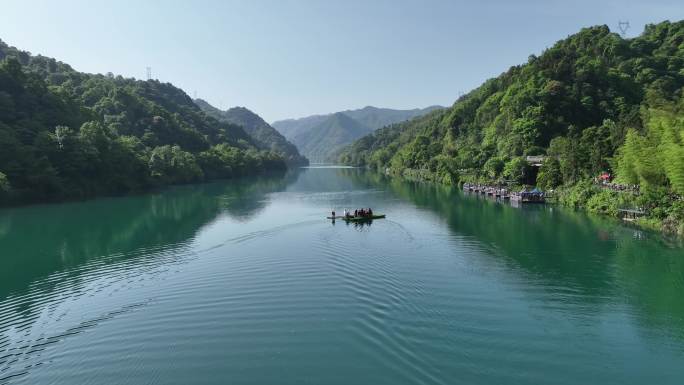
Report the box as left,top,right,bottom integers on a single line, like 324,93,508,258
194,99,308,166
339,21,684,233
0,39,286,204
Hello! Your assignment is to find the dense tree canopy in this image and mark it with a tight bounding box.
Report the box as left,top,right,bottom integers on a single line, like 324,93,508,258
339,21,684,191
0,39,287,204
338,21,684,234
616,100,684,194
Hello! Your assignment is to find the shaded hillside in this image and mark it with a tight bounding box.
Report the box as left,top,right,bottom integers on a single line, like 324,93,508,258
0,39,286,204
195,99,307,165
273,105,442,162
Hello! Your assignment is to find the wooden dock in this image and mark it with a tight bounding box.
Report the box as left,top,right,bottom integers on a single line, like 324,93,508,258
618,208,646,222
462,184,511,200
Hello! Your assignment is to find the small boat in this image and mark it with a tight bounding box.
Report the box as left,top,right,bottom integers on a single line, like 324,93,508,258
343,214,385,222
327,215,386,221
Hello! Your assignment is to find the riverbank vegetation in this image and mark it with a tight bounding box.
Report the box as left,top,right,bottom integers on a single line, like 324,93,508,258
0,39,290,205
339,21,684,235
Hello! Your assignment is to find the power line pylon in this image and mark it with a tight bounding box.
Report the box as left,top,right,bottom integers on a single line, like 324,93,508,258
618,21,630,37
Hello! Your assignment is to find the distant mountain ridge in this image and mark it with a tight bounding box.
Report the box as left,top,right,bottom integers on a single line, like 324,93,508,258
292,112,371,163
273,105,443,162
194,99,308,166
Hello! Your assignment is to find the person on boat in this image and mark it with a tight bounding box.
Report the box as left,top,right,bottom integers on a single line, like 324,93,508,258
367,208,373,216
354,209,358,217
331,210,336,218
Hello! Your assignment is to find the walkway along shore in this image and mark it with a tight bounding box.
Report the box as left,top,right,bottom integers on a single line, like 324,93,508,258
462,183,546,203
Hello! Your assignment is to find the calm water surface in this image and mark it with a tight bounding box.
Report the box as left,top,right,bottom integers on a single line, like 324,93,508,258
1,167,683,384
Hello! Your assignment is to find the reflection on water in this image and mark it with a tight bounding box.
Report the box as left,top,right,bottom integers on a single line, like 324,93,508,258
0,167,683,385
348,170,684,342
0,171,302,382
0,171,301,299
329,219,376,231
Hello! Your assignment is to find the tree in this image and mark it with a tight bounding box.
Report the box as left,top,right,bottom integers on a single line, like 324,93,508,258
536,158,562,190
579,122,614,175
0,171,10,194
503,157,531,185
615,103,684,194
548,135,583,184
483,157,506,179
149,145,203,184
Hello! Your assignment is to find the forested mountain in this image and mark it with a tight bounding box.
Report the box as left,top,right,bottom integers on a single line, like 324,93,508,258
194,99,307,165
343,105,444,131
339,21,684,233
0,39,287,204
271,114,327,141
273,105,442,162
291,112,372,162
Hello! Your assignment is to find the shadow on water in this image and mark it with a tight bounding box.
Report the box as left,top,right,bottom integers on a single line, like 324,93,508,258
345,170,684,342
0,170,301,301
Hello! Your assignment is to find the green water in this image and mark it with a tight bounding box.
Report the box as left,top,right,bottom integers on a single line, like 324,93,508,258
1,167,683,384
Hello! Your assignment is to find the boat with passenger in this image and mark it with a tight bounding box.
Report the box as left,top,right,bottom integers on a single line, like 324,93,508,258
327,208,385,222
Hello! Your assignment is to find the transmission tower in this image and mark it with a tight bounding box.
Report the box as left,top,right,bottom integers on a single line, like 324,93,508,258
618,20,630,37
146,66,152,80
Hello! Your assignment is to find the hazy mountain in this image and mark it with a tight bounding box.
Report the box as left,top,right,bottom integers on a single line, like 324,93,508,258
273,105,443,162
271,114,329,141
343,106,443,131
195,99,308,165
292,112,372,163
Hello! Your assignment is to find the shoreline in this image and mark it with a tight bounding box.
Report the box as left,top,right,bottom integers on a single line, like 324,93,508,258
0,168,294,210
376,166,684,238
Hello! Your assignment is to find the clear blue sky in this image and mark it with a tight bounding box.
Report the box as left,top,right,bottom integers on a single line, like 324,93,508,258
1,0,683,122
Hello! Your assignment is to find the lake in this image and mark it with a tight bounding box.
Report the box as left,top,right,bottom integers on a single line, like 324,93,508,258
0,167,683,384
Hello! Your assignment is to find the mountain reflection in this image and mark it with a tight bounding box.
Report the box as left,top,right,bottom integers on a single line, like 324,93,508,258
0,170,301,300
344,170,684,342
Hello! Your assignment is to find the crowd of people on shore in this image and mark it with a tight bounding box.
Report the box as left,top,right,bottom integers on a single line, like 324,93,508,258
594,179,641,194
594,173,640,194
